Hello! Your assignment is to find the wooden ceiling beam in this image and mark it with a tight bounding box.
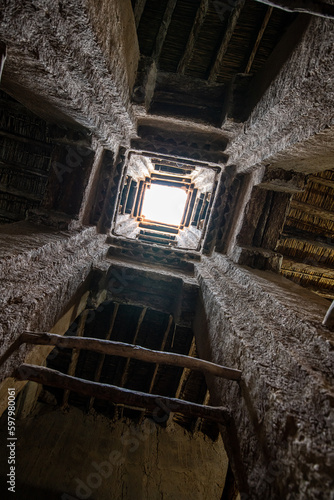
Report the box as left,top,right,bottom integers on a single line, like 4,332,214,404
280,227,334,252
281,257,334,278
0,183,43,202
21,331,242,380
147,316,174,395
0,42,6,83
0,159,49,178
62,310,89,407
0,129,53,150
208,0,245,83
177,0,210,74
253,0,334,19
15,363,231,424
174,337,197,400
309,175,334,190
193,389,211,432
310,288,334,301
88,304,119,411
152,0,178,61
134,0,148,29
290,200,334,222
119,307,147,388
244,7,273,74
138,316,174,422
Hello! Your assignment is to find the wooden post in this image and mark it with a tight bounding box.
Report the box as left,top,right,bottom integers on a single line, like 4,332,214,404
0,42,6,83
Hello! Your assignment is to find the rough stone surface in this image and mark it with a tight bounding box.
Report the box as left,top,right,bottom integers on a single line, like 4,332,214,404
0,404,228,500
194,254,334,500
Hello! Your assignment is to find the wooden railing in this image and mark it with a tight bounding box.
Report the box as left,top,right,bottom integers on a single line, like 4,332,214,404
2,331,242,424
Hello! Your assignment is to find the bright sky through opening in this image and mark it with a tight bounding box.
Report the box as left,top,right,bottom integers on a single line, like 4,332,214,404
142,184,187,226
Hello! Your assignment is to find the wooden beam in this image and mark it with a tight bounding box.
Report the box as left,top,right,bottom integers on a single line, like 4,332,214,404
147,316,174,394
0,129,53,150
280,227,334,252
245,7,273,74
253,0,334,19
0,336,25,368
62,310,89,407
139,316,174,422
0,183,44,202
0,159,49,178
193,389,211,432
21,332,242,381
134,0,148,28
208,0,245,83
152,0,178,60
15,364,231,424
177,0,209,74
310,288,334,300
119,307,147,388
309,175,334,190
0,41,6,83
88,304,119,411
290,200,334,222
281,258,334,278
174,337,196,399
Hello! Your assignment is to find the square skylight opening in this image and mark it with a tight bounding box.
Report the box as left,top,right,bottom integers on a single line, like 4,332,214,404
141,184,187,226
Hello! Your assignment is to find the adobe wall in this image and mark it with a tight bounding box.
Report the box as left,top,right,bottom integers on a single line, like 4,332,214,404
0,222,107,384
0,403,228,500
194,253,334,499
228,14,334,174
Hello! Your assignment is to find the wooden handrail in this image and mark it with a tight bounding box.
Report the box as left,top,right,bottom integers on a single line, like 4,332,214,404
21,331,242,381
15,363,231,424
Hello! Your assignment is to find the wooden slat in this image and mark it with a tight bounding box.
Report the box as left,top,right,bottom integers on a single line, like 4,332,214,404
119,307,147,388
139,316,174,422
244,7,273,74
88,304,119,411
147,315,174,394
208,0,245,83
280,227,334,252
0,159,49,178
62,310,89,407
193,389,211,432
0,182,44,202
177,0,209,74
134,0,148,28
21,332,242,380
174,337,196,399
253,0,334,19
0,41,6,83
15,364,231,424
0,129,53,150
309,176,334,190
152,0,178,60
281,258,334,279
310,288,334,301
290,200,334,222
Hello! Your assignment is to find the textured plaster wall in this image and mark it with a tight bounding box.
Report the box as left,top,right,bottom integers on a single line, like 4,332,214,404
0,0,137,149
0,404,228,500
228,14,334,173
194,254,334,500
0,222,107,383
86,0,139,95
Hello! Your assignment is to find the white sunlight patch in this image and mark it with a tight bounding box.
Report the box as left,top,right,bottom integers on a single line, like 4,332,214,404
142,184,187,226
